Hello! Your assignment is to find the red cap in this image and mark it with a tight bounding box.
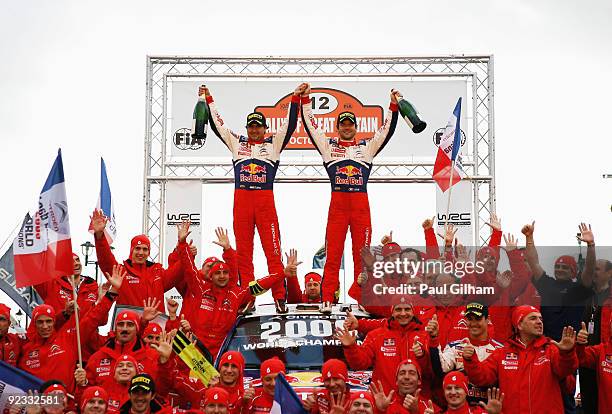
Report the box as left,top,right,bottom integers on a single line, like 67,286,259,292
115,310,140,331
113,354,139,373
0,303,11,319
555,255,577,276
382,242,401,258
443,371,469,394
130,234,151,257
43,383,67,395
322,359,348,381
512,305,540,328
203,256,221,267
305,272,322,284
209,261,229,275
72,252,80,259
80,386,108,410
261,357,285,378
219,351,244,370
396,358,421,380
143,323,162,338
32,304,56,322
349,391,375,406
204,387,229,406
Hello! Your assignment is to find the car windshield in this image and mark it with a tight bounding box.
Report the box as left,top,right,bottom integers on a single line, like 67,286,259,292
224,314,358,370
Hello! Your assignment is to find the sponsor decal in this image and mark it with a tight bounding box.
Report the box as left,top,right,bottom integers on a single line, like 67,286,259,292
433,127,466,147
173,128,205,150
255,88,384,150
167,213,201,226
437,212,471,227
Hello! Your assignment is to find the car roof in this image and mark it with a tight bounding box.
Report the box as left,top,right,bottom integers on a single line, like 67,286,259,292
241,302,372,319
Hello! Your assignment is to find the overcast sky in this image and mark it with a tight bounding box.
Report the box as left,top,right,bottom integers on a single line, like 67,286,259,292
1,0,611,298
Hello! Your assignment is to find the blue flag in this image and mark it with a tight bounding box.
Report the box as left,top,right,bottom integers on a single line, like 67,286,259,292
0,361,43,409
312,245,344,270
270,373,307,414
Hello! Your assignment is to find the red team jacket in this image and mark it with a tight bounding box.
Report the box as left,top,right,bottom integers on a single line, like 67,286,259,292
463,335,578,413
18,295,114,392
344,319,433,396
577,340,612,413
95,235,182,311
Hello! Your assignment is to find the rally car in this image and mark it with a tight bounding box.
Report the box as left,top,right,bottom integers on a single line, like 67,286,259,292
216,303,372,398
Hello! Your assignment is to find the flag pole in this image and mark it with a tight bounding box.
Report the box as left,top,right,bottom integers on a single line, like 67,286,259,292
444,162,456,238
69,277,83,368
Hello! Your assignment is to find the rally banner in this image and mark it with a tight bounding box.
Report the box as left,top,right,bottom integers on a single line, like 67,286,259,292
13,149,73,288
163,180,202,265
0,246,43,318
167,79,469,160
435,180,474,246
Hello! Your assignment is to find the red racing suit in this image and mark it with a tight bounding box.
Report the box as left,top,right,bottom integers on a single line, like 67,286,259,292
179,241,287,358
18,293,114,392
343,318,432,396
207,94,299,300
463,335,578,414
301,95,398,302
95,235,182,311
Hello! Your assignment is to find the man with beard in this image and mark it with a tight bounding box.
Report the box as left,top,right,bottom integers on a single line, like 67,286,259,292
287,272,322,304
371,359,441,414
336,302,436,396
303,359,352,414
429,303,503,408
119,374,170,414
86,309,160,385
463,305,578,413
301,84,400,312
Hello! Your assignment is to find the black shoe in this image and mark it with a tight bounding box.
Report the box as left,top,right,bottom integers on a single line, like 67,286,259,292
275,299,288,314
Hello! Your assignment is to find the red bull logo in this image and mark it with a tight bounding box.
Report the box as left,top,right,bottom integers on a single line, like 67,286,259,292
335,165,363,186
239,163,267,184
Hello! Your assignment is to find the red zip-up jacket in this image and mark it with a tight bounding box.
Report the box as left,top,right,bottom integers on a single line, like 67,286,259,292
0,332,24,366
86,336,160,385
344,319,432,396
386,396,441,414
577,340,612,413
34,275,99,327
248,389,274,414
95,235,182,311
463,335,578,414
18,293,114,392
178,241,286,358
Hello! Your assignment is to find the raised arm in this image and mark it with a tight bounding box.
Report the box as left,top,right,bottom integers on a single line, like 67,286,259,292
300,84,327,154
91,209,119,278
201,85,238,152
576,223,596,288
274,84,305,152
368,89,400,157
521,221,545,281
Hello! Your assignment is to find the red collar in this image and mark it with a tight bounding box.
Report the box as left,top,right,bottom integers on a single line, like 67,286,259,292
338,139,356,147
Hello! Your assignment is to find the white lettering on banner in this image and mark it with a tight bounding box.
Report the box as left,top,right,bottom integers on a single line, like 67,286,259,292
260,319,342,341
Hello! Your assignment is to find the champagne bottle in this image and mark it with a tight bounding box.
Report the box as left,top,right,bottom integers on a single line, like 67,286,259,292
191,88,209,140
398,98,426,133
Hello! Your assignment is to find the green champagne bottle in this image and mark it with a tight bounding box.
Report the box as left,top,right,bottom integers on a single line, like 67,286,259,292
191,89,209,140
398,97,426,133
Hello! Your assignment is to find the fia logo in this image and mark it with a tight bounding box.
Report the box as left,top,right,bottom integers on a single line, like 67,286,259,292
174,128,205,150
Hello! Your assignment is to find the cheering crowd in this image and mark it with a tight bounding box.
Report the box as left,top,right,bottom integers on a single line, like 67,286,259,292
1,83,610,414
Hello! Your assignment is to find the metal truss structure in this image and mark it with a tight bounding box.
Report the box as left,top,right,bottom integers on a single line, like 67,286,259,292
144,56,495,260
